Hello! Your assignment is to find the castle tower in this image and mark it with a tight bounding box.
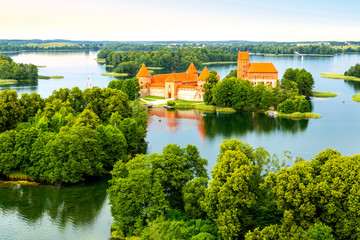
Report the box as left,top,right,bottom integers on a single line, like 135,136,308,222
136,64,152,96
237,51,250,79
197,66,210,93
186,62,199,78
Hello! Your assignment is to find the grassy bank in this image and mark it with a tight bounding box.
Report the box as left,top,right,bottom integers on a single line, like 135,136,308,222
311,91,337,98
172,101,237,113
262,54,333,57
277,112,322,119
95,58,106,63
142,96,165,101
147,67,163,70
36,65,46,68
321,73,360,81
202,61,237,65
27,42,79,48
352,93,360,102
38,75,64,79
262,54,297,57
0,79,17,85
101,72,128,77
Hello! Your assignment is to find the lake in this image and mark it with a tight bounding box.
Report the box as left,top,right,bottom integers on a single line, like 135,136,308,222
1,51,360,240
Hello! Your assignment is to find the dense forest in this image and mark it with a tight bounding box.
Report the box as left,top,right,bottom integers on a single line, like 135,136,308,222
0,54,38,80
0,87,147,184
203,68,313,114
98,47,235,71
100,42,360,54
107,77,140,100
344,63,360,78
0,42,99,51
97,43,359,75
108,139,359,239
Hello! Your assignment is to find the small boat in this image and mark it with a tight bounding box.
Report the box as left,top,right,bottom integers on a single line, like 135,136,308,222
164,105,175,110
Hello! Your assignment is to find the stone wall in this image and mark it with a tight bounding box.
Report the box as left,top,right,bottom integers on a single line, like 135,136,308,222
177,89,197,101
149,88,165,97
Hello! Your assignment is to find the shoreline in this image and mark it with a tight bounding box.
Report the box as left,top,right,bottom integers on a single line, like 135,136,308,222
321,72,360,81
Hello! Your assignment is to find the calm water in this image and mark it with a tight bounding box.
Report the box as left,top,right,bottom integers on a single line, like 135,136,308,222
1,51,360,240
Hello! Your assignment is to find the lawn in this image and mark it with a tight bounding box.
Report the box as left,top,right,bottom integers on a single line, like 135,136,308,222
141,96,165,101
352,93,360,102
320,73,360,81
101,72,128,77
0,79,17,85
311,91,337,98
38,75,64,79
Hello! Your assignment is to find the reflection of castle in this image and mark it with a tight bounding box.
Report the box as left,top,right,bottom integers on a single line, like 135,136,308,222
237,51,278,87
148,108,206,140
137,63,219,101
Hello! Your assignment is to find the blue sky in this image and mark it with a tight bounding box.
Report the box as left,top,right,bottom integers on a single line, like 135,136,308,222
1,0,359,41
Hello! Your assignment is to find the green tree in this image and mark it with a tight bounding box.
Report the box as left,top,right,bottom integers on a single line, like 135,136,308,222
183,177,208,219
96,125,127,168
277,99,296,113
202,139,260,239
149,144,208,210
203,70,219,105
44,125,103,183
108,155,168,238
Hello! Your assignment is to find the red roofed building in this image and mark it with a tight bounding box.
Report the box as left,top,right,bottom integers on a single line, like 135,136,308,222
137,64,219,101
237,51,278,87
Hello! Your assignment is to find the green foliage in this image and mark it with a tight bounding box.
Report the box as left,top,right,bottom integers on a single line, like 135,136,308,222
344,63,360,78
277,99,296,113
281,68,314,96
115,61,140,76
108,77,140,101
0,53,38,80
203,70,219,105
149,144,208,209
307,223,335,240
261,149,360,239
225,69,237,78
202,139,282,239
140,217,218,240
45,125,103,183
108,155,169,237
108,144,209,238
167,100,175,106
0,87,148,184
183,177,208,219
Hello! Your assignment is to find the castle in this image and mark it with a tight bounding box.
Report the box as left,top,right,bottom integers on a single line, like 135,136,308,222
136,63,219,101
136,52,278,101
237,51,278,87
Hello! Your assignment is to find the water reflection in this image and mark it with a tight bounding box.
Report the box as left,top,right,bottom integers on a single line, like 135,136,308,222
148,108,309,140
344,80,360,91
0,177,108,228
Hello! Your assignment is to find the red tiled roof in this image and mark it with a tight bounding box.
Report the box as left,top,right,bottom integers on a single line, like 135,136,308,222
151,72,198,84
186,63,198,74
165,73,177,82
198,67,210,81
238,51,249,60
247,63,278,73
149,83,165,87
136,64,151,77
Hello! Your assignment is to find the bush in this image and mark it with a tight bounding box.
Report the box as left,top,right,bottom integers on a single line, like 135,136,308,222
167,100,175,106
298,99,310,113
277,99,296,113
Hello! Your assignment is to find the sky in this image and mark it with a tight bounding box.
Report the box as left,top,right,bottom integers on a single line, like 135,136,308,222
1,0,360,42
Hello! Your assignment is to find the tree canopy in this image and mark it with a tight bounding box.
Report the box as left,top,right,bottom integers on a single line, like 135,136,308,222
0,87,148,184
